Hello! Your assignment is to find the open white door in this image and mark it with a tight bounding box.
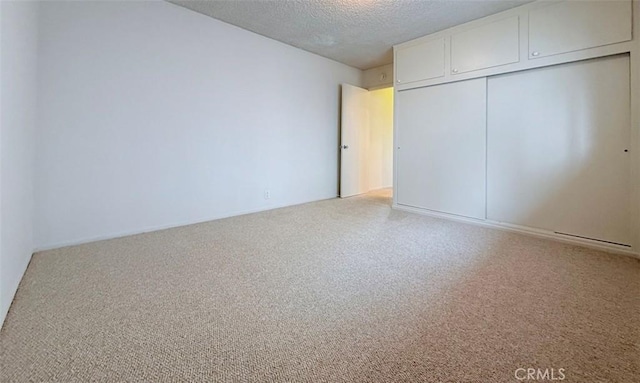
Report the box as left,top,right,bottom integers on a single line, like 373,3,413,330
340,84,370,198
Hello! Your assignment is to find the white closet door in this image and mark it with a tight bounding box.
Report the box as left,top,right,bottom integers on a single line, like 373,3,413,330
487,55,631,245
396,78,487,219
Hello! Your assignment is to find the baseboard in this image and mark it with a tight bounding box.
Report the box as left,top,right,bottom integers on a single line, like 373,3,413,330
369,186,393,191
35,196,337,252
393,203,640,259
1,252,34,329
35,198,639,256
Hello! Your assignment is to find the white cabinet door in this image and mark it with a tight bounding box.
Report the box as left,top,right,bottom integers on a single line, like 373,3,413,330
451,16,519,75
396,78,487,219
487,55,632,245
528,0,631,60
395,38,445,84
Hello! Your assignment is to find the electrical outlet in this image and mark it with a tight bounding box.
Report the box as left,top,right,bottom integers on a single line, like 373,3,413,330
264,189,270,199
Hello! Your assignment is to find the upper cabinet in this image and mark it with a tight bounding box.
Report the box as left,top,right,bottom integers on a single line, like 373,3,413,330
395,38,445,84
451,16,520,75
394,0,634,91
528,1,632,59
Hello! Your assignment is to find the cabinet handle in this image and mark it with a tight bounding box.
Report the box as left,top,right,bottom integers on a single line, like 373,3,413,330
452,68,459,73
531,51,540,57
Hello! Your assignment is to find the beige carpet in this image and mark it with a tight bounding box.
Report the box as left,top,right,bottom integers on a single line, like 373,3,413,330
1,189,639,382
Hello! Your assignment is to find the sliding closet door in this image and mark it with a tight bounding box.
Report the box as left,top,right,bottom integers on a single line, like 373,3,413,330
396,78,486,219
487,55,631,245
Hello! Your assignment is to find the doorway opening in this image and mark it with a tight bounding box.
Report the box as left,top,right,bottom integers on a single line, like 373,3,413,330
339,84,394,199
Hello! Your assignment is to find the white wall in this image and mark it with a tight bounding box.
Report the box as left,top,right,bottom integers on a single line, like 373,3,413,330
368,88,393,190
35,1,362,249
0,0,39,325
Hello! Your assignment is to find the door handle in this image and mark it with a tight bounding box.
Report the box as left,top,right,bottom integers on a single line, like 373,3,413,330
342,145,349,149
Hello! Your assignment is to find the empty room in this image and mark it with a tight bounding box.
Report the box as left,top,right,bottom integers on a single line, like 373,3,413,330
1,0,639,382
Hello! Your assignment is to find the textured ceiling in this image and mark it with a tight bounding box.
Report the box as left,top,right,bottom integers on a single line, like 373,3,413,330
167,0,533,70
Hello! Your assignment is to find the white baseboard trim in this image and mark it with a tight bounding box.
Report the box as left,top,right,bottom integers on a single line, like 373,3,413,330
35,196,337,252
393,203,640,259
0,251,34,328
369,186,393,191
